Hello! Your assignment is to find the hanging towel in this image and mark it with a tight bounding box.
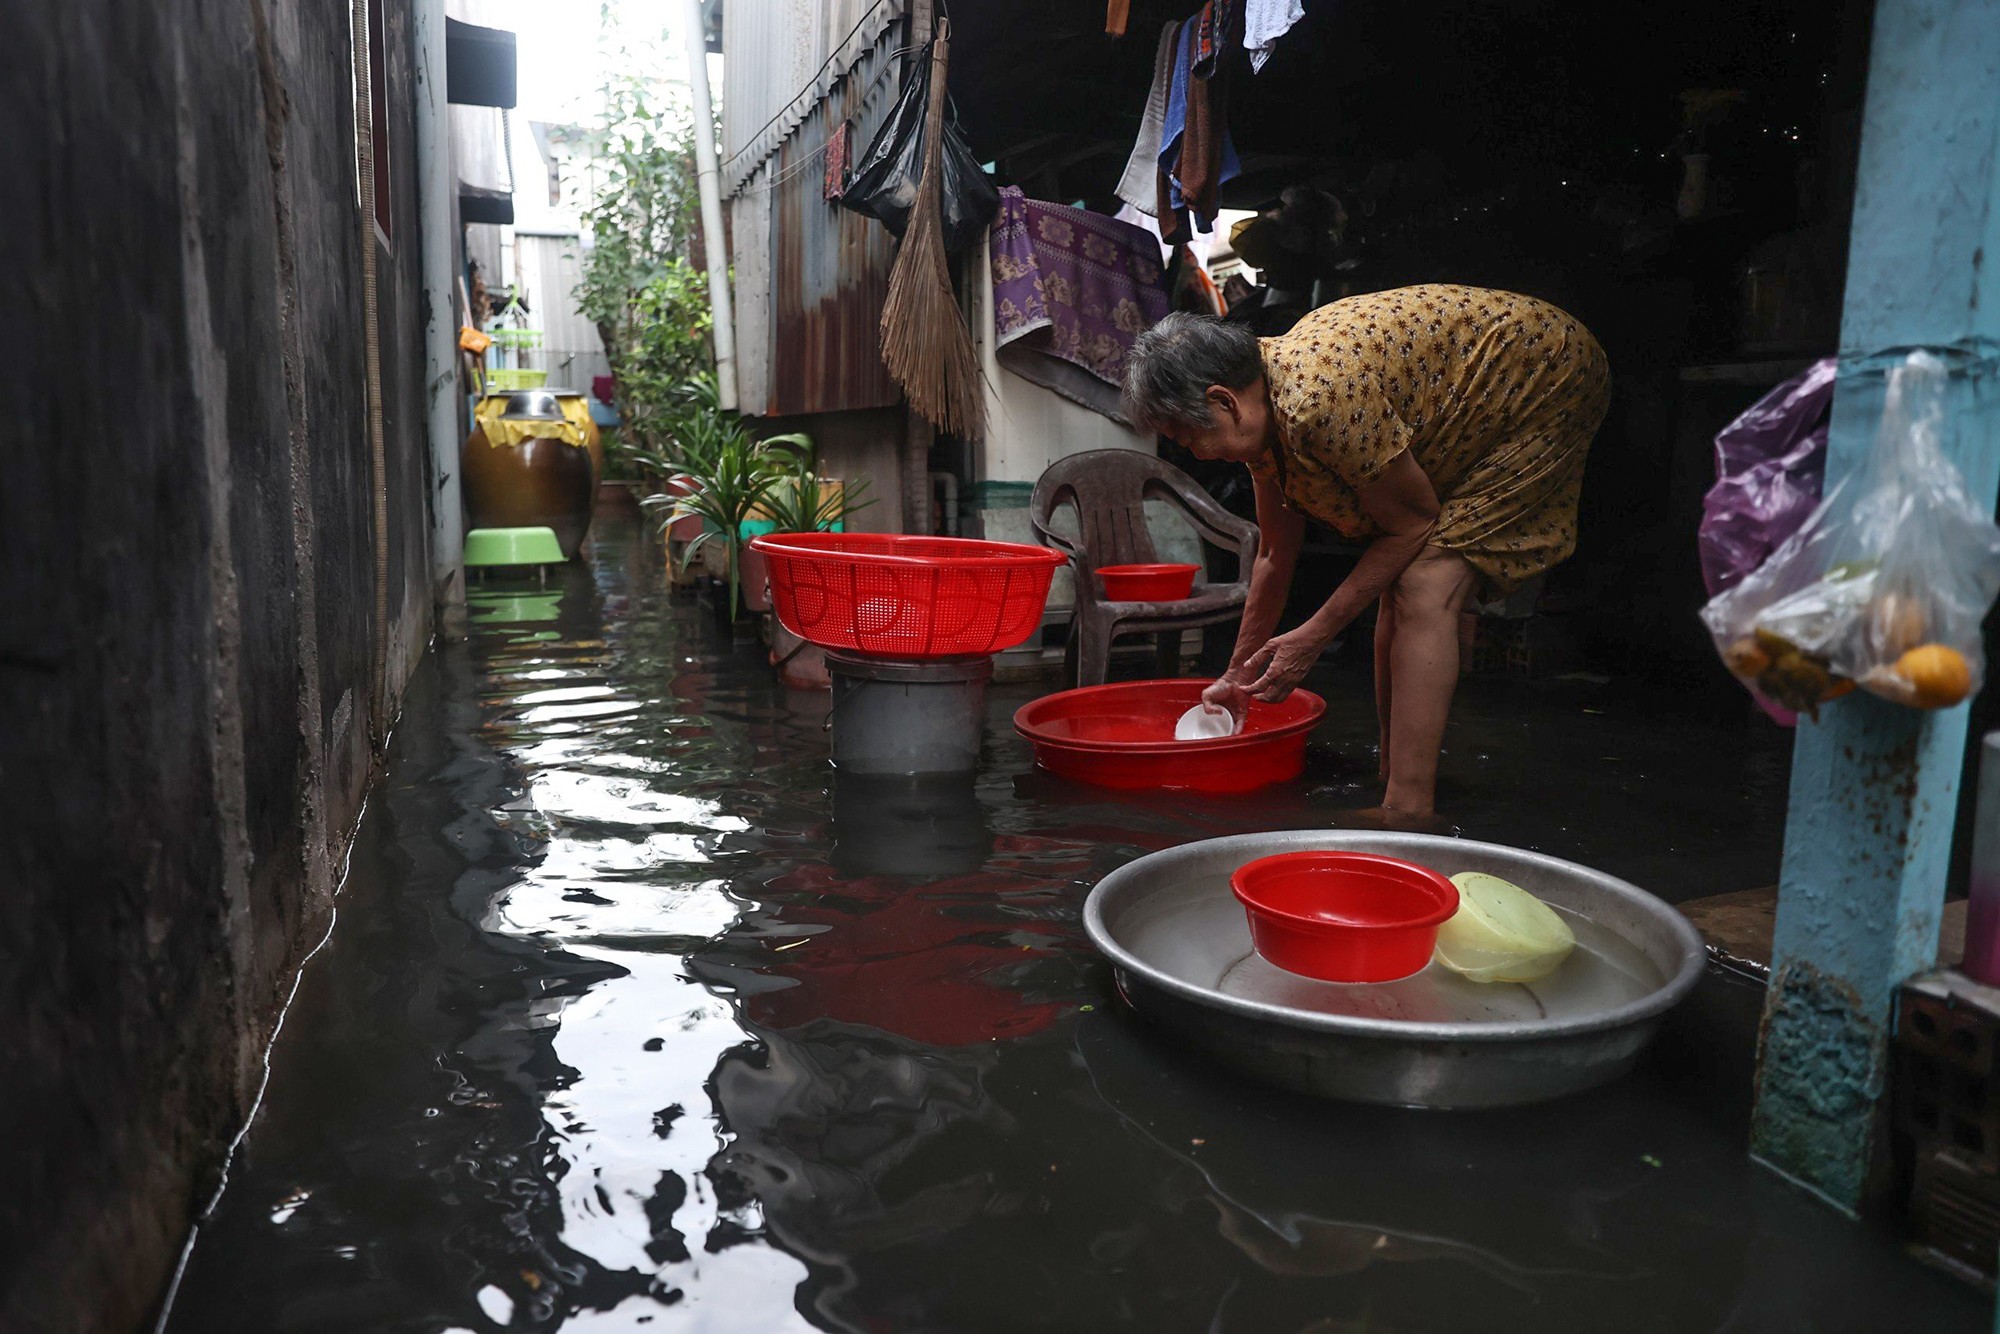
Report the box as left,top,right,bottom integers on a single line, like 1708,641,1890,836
1160,13,1240,234
823,121,852,201
1176,51,1230,221
1115,22,1181,215
1105,0,1131,36
1191,0,1239,77
1244,0,1304,73
990,187,1171,419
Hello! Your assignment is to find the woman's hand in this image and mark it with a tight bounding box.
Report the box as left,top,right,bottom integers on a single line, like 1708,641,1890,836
1201,672,1254,721
1242,626,1330,701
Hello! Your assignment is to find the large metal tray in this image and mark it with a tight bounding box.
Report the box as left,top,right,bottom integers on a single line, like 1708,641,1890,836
1083,830,1706,1109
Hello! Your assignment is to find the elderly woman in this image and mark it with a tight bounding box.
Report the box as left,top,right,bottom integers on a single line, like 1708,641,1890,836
1123,285,1610,824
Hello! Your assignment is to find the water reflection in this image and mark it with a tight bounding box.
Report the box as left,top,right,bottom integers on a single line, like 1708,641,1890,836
830,774,990,878
158,517,1983,1334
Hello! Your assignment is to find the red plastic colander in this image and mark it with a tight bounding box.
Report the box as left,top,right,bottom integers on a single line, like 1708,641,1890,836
750,532,1067,658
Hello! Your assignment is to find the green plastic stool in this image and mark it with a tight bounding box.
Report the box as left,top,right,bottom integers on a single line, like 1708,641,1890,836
465,527,564,587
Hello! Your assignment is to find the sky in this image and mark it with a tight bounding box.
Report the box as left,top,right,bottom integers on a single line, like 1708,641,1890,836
468,0,699,231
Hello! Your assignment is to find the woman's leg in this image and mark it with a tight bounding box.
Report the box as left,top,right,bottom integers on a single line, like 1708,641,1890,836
1382,547,1480,817
1373,590,1396,782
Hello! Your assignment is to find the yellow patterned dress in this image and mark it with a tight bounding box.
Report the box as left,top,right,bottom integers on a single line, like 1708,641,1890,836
1248,284,1610,594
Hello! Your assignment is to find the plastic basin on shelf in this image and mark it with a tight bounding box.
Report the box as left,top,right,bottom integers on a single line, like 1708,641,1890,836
750,532,1067,658
1012,679,1325,792
1231,851,1460,983
1096,563,1199,601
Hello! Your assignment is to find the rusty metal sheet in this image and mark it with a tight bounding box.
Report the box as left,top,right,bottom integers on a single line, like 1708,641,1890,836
752,24,905,417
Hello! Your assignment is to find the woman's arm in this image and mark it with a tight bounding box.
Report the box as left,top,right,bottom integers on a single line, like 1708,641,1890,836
1201,472,1305,716
1240,449,1442,701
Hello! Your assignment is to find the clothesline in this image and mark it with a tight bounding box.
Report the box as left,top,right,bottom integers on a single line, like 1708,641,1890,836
1107,0,1305,70
721,0,903,196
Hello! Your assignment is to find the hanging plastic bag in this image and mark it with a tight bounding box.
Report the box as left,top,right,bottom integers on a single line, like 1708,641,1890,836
1700,351,2000,717
840,37,999,254
1699,358,1836,599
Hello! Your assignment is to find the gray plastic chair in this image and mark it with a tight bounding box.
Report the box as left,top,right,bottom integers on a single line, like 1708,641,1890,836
1030,450,1259,688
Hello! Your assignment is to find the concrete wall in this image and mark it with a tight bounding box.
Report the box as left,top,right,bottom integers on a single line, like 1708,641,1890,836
1,0,435,1329
760,408,910,535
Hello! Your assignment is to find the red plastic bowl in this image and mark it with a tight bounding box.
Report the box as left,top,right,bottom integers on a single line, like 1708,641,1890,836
751,533,1067,658
1231,851,1460,983
1013,679,1324,792
1097,563,1199,601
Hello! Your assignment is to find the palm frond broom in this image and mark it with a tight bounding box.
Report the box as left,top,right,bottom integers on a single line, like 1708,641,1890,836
879,20,984,440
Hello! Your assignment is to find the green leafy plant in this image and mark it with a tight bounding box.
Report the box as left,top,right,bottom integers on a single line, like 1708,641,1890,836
758,461,877,535
624,372,730,480
641,430,788,621
571,16,717,471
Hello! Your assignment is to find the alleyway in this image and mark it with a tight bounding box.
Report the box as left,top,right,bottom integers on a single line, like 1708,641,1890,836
160,518,1985,1332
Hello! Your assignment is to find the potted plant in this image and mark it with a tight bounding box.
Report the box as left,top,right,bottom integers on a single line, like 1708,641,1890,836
745,448,874,688
737,434,850,612
641,427,788,629
630,374,735,547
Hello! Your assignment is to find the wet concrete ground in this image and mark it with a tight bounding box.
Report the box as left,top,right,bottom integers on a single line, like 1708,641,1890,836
162,517,1986,1332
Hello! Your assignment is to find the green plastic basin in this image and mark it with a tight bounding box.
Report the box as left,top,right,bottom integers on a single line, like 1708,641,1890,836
464,526,565,567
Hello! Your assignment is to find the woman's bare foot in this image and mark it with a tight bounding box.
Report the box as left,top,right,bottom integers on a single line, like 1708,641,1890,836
1336,805,1457,836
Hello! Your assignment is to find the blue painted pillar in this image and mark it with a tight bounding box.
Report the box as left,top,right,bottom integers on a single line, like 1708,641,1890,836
1751,0,2000,1212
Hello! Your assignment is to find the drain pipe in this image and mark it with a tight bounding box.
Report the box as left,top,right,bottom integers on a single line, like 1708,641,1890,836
413,0,465,629
682,0,738,410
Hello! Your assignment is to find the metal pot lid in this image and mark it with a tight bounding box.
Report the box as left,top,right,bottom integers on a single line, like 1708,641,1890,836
500,390,565,421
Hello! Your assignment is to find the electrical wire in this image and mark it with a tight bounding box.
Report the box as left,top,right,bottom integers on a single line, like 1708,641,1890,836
719,0,893,176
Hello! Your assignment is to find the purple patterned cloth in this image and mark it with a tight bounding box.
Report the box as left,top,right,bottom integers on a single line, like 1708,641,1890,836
990,187,1170,409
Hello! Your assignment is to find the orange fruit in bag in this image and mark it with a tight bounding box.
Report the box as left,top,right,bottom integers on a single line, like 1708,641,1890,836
1723,636,1770,679
1894,644,1973,708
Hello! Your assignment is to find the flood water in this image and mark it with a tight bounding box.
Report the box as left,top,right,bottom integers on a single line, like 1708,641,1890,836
162,516,1985,1332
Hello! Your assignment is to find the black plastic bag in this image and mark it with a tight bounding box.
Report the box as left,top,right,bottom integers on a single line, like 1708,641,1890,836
840,39,998,253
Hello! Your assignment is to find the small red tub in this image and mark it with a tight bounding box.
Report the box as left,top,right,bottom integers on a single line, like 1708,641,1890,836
1096,563,1199,602
1013,679,1324,792
1231,851,1459,983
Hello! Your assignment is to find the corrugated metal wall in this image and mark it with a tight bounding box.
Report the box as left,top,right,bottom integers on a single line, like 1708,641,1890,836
721,0,899,191
516,232,611,391
725,0,907,417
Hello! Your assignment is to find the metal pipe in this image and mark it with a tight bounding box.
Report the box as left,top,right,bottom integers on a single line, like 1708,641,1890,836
413,0,465,623
682,0,738,411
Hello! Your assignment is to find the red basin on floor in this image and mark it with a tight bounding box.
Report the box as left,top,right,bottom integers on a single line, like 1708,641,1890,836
1096,563,1199,601
1231,851,1459,983
1012,679,1325,792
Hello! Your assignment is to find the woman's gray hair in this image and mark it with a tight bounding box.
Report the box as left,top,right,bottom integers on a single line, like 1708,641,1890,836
1121,312,1264,434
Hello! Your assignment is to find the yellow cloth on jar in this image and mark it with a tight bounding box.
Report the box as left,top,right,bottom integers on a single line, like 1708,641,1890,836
473,392,589,449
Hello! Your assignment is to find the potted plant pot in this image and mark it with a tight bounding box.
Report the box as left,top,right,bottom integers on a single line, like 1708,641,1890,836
596,478,641,513
771,620,831,690
664,474,704,543
740,540,773,613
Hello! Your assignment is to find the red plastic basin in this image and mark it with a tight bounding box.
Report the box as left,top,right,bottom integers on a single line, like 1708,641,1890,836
1231,851,1460,983
751,532,1067,658
1013,679,1324,792
1097,563,1199,602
